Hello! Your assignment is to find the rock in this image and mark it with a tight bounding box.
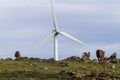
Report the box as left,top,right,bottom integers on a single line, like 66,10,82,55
111,59,119,64
92,78,96,80
112,65,116,69
44,67,48,70
72,72,82,79
59,70,67,74
113,78,117,80
81,66,88,70
59,62,69,67
48,58,56,63
5,58,13,61
67,70,82,79
92,59,98,64
91,70,99,78
64,56,81,62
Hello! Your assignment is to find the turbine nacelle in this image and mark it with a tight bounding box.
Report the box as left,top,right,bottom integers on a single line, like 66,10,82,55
52,30,59,36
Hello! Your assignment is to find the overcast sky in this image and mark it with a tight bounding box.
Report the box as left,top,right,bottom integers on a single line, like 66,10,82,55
0,0,120,60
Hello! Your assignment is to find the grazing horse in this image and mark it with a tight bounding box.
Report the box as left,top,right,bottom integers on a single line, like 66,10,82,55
96,49,105,61
82,52,90,60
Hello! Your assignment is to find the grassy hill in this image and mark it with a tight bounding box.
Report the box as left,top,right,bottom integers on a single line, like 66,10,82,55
0,57,120,80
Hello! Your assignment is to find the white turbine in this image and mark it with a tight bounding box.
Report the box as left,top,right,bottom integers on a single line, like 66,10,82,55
31,0,87,61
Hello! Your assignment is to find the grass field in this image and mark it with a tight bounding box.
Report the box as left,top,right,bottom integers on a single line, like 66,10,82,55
0,58,120,80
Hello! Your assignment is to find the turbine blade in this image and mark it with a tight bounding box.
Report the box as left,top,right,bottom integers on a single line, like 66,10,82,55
50,0,58,30
59,32,87,46
30,32,55,51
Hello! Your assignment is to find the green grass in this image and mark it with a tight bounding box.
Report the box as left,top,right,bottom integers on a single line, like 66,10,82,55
0,59,119,80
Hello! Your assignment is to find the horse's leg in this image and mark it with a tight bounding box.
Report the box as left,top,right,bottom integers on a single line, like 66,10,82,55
98,58,100,62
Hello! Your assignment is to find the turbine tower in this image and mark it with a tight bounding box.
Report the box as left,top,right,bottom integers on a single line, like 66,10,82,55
32,0,87,61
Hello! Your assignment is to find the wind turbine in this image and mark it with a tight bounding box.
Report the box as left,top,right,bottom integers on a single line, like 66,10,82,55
31,0,87,61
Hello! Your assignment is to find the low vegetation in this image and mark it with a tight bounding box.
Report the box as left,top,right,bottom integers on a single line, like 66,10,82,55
0,57,120,80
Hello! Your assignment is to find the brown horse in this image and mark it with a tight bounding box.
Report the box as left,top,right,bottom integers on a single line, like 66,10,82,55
96,49,105,61
82,52,90,60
